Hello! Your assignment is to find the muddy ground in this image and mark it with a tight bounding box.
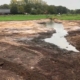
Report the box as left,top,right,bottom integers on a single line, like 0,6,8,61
0,19,80,80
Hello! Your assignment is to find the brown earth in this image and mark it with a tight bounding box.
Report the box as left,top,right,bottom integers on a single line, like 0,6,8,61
54,19,80,31
67,30,80,51
0,19,80,80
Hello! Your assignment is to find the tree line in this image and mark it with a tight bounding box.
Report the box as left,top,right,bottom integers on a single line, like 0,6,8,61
0,0,80,14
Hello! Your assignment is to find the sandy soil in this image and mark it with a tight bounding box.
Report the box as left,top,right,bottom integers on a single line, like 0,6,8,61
54,19,80,31
0,19,80,80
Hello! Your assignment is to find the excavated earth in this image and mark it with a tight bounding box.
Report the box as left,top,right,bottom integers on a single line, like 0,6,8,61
0,19,80,80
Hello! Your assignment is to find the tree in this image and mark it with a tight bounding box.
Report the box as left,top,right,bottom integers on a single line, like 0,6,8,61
76,9,80,14
10,0,18,14
56,6,68,14
10,4,18,14
47,5,57,14
0,4,10,9
9,0,69,14
24,3,32,13
10,0,25,14
11,0,17,4
69,10,76,14
24,0,28,3
18,5,25,14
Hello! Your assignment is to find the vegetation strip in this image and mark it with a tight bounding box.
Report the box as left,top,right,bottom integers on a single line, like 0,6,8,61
0,14,80,21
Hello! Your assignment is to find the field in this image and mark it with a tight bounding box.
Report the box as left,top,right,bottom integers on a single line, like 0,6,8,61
55,14,80,20
0,14,80,21
0,15,50,21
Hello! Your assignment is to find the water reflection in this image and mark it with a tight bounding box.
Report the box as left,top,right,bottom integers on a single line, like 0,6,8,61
45,22,79,52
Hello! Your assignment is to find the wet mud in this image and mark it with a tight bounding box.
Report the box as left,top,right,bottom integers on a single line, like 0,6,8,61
67,30,80,51
0,20,80,80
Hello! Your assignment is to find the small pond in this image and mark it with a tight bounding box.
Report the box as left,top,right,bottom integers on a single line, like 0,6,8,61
44,22,79,52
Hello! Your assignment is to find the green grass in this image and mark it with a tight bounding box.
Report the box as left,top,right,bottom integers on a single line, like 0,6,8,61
53,14,80,20
0,14,80,21
0,15,53,21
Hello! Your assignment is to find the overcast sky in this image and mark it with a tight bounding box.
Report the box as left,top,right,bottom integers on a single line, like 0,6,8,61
0,0,80,10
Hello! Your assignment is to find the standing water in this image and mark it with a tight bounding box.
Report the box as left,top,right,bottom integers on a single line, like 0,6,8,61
45,22,79,52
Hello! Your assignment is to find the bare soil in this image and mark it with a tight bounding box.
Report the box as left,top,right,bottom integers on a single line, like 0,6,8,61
54,19,80,31
0,19,80,80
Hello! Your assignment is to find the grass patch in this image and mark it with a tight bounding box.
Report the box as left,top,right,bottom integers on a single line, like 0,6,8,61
0,15,53,21
0,14,80,21
53,14,80,20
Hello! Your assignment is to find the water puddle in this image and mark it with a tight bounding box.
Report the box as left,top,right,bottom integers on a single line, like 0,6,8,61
44,22,79,52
